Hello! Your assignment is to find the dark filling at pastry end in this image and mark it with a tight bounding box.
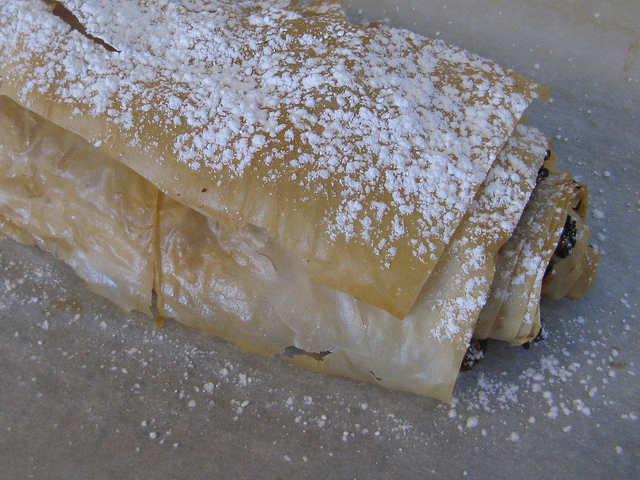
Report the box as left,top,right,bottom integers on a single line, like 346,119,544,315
536,166,549,184
522,323,547,350
543,214,578,279
460,338,488,372
554,216,578,259
536,150,552,183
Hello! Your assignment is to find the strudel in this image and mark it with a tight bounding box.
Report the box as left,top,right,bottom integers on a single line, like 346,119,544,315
0,0,598,400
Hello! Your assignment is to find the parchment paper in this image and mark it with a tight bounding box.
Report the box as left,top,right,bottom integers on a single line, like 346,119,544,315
1,0,638,478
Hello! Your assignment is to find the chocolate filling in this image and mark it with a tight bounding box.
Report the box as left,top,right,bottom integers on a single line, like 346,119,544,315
555,215,578,259
460,338,488,372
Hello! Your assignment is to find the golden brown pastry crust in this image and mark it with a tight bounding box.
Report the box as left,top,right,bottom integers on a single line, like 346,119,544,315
0,0,548,318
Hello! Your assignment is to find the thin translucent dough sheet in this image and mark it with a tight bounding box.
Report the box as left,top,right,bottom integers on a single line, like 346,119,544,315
0,0,548,319
0,96,156,314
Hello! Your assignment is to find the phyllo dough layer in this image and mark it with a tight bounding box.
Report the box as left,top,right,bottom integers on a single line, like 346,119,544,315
0,0,548,318
474,158,600,345
0,96,156,313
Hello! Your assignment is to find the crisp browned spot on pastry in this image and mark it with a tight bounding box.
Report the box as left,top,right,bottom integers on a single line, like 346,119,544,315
41,0,119,52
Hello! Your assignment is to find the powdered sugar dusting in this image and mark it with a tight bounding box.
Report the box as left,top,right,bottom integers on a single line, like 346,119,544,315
0,0,541,287
428,124,547,341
